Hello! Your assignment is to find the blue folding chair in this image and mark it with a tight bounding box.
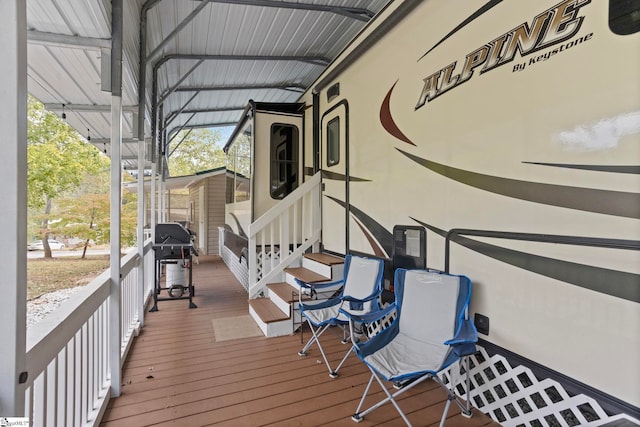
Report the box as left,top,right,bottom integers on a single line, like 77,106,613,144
296,254,385,378
343,268,478,426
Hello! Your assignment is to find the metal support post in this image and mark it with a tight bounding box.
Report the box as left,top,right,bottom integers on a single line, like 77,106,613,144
151,162,157,240
0,0,27,416
109,0,123,398
137,131,146,327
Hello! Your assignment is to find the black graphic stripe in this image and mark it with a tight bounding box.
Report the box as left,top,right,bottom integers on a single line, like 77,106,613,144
324,195,393,256
322,170,371,182
524,162,640,175
418,0,504,61
411,218,640,304
398,148,640,219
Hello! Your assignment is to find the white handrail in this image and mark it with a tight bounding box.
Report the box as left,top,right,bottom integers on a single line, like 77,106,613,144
248,172,321,298
249,173,321,234
23,239,154,426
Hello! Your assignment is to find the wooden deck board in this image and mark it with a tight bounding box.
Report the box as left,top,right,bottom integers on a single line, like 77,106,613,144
101,255,499,427
303,252,344,265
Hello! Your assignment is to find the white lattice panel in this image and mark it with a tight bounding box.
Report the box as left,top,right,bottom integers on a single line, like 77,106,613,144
439,347,640,427
364,302,396,338
256,249,280,281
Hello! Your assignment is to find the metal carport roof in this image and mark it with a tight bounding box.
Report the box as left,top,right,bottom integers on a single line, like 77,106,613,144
25,0,391,173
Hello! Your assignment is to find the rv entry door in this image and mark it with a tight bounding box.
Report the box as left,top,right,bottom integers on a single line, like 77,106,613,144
321,101,348,255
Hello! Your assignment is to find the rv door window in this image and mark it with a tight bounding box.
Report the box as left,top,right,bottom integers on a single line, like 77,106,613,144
326,117,340,166
270,124,299,199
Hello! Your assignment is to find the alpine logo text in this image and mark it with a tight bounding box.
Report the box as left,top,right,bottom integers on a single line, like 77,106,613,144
415,0,591,110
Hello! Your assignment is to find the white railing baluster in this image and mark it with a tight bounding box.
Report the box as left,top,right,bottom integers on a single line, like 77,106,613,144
59,348,66,427
88,317,94,417
33,372,44,426
67,340,75,427
23,239,154,427
248,172,322,298
281,209,290,259
293,201,299,252
81,324,88,424
270,224,275,272
75,332,81,426
101,304,106,393
47,359,56,426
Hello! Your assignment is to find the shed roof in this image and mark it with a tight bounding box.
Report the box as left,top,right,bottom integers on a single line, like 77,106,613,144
26,0,391,172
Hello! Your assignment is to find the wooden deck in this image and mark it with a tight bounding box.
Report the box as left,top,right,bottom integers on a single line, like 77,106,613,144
101,256,499,427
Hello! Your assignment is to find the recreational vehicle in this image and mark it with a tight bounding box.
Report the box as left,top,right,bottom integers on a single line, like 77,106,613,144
223,0,639,424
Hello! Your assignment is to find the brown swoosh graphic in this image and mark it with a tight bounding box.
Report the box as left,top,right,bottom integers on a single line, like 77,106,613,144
380,81,415,146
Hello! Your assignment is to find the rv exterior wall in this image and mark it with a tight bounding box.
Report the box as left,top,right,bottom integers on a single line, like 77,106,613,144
303,0,640,407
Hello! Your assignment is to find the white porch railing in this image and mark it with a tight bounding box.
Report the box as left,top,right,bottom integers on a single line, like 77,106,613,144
23,240,154,426
248,172,322,298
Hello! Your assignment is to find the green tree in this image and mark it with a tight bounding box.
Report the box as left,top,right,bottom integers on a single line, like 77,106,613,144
54,172,110,258
27,95,108,257
167,128,226,176
53,168,139,258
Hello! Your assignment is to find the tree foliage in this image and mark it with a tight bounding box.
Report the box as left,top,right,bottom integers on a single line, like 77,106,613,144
27,96,107,209
167,128,226,176
26,96,139,257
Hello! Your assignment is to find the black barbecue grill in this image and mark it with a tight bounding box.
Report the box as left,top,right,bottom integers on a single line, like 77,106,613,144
150,222,198,311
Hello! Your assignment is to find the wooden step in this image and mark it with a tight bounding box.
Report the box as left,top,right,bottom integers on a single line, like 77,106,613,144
267,282,311,304
303,253,344,266
284,267,330,283
248,298,290,323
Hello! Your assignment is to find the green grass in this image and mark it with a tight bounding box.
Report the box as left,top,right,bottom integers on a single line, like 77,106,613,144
27,255,110,300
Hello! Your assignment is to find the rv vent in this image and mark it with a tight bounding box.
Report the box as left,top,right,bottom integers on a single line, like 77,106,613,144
327,83,340,102
439,347,640,426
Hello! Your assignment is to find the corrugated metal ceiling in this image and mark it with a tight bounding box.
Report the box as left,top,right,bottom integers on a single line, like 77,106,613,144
25,0,391,171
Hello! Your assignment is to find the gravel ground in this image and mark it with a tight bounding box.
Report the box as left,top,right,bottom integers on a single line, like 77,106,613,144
27,287,84,329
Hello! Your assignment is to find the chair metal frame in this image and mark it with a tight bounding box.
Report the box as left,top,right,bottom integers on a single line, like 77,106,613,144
342,268,478,426
296,254,385,378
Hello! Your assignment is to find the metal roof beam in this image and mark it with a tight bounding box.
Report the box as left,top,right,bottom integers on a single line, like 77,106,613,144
166,122,239,139
172,83,306,94
92,138,139,144
154,53,330,70
163,90,201,129
157,59,205,106
151,54,326,160
164,106,245,124
44,103,138,113
27,30,111,50
202,0,375,21
137,0,163,142
147,0,213,62
167,113,197,145
168,128,193,158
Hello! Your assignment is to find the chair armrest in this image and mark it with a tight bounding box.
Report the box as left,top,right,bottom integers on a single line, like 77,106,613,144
445,318,478,356
294,277,343,290
299,296,341,312
342,291,381,304
339,303,396,324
